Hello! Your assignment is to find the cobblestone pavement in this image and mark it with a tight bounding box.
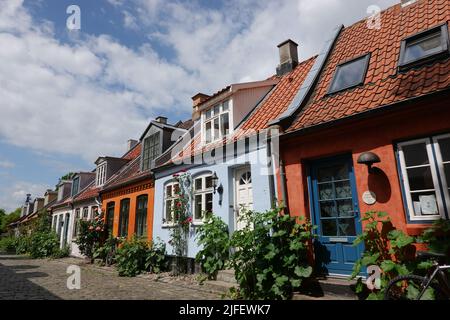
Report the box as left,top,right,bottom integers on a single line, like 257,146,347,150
0,254,221,300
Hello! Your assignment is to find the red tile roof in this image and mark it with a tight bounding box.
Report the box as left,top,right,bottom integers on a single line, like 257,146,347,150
156,57,316,167
287,0,450,132
122,143,142,160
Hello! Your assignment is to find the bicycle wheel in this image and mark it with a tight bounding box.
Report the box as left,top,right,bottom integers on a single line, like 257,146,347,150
384,275,444,300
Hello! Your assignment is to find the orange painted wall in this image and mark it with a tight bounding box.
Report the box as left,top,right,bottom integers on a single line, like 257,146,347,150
278,94,450,235
101,179,155,241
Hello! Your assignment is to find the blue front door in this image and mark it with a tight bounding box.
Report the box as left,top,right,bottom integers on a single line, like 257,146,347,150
309,155,364,276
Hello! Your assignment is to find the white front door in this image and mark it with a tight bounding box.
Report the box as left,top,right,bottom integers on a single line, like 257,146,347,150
234,166,253,231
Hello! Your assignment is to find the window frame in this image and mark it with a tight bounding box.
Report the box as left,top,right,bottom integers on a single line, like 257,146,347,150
202,99,231,144
96,162,107,186
397,136,448,222
432,133,450,215
72,208,81,239
105,202,115,235
142,132,161,171
398,23,450,71
118,199,130,237
192,174,214,224
327,53,371,95
135,195,148,237
71,177,80,197
163,181,180,227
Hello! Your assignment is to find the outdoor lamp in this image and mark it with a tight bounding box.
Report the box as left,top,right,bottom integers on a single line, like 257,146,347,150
357,152,381,173
211,172,224,204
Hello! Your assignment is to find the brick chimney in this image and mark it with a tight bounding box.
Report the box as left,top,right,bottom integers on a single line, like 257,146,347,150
155,116,168,124
276,39,299,76
191,93,210,121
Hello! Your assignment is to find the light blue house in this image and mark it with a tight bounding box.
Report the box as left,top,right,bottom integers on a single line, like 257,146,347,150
151,40,301,260
152,78,283,259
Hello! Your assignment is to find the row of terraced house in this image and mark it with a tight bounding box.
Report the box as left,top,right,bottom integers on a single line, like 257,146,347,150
10,0,450,276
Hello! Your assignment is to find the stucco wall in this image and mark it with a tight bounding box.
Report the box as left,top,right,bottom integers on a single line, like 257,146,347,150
153,147,274,258
279,95,450,236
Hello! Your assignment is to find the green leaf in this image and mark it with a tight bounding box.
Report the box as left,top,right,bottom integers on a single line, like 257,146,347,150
380,260,396,272
294,265,312,278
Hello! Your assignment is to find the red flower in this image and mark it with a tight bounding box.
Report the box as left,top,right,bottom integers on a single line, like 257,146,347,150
173,173,179,178
187,217,193,223
176,201,182,208
95,226,101,231
89,226,94,231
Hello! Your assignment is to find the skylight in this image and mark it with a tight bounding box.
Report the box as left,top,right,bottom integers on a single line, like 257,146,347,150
328,54,370,94
399,24,449,70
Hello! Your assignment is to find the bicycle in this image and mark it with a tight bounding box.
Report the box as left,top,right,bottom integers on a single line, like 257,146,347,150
384,251,450,300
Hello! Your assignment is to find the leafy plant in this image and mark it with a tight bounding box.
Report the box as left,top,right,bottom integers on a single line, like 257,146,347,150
0,236,17,253
51,245,70,259
351,211,418,300
419,219,450,263
145,238,168,274
75,215,106,262
115,236,149,277
28,231,60,258
15,235,31,254
195,213,230,279
93,236,121,266
229,207,315,300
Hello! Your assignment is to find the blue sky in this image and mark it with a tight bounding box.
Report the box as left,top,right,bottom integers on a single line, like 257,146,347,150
0,0,398,212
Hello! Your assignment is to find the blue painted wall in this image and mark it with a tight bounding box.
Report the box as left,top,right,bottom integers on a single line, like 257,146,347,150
152,147,275,258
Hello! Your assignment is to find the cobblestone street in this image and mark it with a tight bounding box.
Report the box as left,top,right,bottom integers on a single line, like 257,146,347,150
0,254,221,300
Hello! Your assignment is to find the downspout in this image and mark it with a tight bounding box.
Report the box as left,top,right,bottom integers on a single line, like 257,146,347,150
279,159,290,216
266,133,277,209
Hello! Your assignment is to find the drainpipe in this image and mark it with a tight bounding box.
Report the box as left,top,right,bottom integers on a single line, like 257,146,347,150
279,159,290,216
266,133,277,209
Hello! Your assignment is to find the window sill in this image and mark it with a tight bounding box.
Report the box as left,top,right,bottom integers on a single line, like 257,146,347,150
162,223,176,229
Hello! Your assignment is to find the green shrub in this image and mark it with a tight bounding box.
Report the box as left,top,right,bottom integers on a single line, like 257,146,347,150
351,211,419,300
51,245,70,259
93,236,121,266
0,237,17,253
195,214,230,279
75,217,106,262
419,219,450,263
28,231,61,259
145,238,168,274
115,237,149,277
15,235,31,254
229,208,315,300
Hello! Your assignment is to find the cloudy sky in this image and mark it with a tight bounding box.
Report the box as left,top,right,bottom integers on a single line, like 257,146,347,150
0,0,398,212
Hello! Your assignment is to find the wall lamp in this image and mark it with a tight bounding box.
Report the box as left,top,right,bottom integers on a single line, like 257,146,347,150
211,172,224,205
357,152,381,174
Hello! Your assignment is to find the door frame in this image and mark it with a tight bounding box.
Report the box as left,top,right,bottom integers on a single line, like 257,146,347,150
233,165,253,231
306,154,364,276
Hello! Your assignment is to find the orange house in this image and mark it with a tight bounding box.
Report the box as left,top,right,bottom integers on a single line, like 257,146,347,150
100,117,192,240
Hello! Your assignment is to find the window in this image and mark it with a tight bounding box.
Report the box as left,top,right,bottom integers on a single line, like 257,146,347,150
71,177,80,196
328,54,370,94
96,163,107,186
135,195,148,237
118,199,130,237
163,182,180,225
397,134,450,221
399,24,449,70
203,100,230,144
142,132,160,171
73,209,81,238
193,174,214,223
82,207,89,220
106,202,115,235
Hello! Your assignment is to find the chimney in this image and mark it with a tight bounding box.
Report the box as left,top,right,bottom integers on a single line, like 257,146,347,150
401,0,418,7
155,116,168,124
127,139,138,151
191,93,210,121
276,39,299,76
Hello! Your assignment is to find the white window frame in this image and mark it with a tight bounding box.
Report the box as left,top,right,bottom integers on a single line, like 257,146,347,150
432,133,450,213
192,174,214,224
397,137,446,221
163,181,180,227
96,163,107,187
202,99,231,145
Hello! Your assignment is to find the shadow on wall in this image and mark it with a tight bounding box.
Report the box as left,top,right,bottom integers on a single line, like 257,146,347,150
368,167,392,204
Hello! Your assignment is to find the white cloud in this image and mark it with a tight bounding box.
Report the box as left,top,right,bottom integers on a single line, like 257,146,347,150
0,160,15,169
122,10,139,30
0,181,49,212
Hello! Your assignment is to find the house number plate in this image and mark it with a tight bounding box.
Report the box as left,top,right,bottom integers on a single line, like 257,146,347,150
329,237,348,243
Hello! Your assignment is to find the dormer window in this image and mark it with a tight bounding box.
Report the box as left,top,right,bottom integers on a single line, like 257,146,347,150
203,100,230,144
142,132,160,171
71,177,80,197
328,54,370,94
399,24,449,71
96,163,107,186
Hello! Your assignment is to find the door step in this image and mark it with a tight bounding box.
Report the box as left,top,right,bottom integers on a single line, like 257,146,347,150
216,269,237,284
297,276,359,300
